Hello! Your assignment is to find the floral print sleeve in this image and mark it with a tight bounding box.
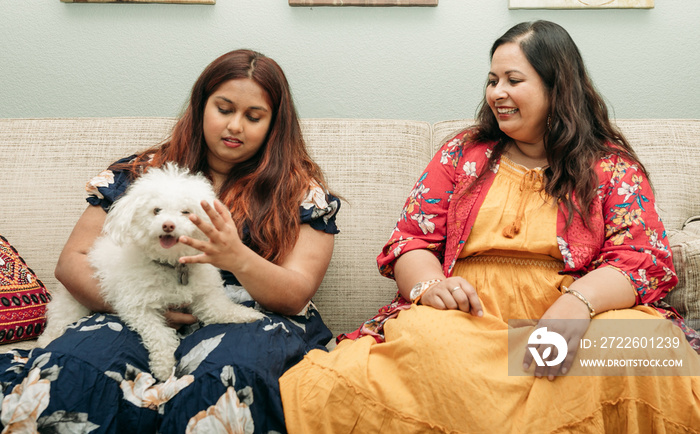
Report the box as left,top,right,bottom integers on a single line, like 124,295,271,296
591,154,677,303
85,155,136,211
299,182,340,235
377,133,466,279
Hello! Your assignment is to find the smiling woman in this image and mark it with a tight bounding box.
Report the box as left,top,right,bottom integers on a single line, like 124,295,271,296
486,42,550,166
279,20,700,433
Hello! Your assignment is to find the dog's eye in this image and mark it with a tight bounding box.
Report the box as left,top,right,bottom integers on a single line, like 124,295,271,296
181,210,191,215
153,208,162,215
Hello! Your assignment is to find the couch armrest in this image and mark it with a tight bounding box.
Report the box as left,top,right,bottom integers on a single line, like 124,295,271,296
665,217,700,331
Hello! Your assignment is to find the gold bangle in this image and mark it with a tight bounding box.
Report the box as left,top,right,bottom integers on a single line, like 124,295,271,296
562,286,595,319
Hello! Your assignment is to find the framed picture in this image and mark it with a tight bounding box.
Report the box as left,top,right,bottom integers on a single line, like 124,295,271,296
61,0,215,4
509,0,653,8
289,0,438,6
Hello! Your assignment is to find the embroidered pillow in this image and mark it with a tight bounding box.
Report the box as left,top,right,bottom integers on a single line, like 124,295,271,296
0,235,51,343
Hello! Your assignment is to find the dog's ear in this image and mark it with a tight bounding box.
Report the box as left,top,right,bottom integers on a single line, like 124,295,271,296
103,190,149,245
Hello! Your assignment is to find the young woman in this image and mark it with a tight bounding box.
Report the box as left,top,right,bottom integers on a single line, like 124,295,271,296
0,49,340,433
280,21,700,433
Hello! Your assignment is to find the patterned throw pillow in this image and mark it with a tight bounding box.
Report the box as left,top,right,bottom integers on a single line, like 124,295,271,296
0,235,51,343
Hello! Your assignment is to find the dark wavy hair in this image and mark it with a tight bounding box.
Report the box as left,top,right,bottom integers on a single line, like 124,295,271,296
471,20,646,227
117,49,329,263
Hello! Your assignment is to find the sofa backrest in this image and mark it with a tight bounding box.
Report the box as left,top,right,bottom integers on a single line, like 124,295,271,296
433,119,700,232
2,117,697,339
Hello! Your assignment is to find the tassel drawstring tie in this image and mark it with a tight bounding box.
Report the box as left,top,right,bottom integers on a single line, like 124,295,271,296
502,169,544,238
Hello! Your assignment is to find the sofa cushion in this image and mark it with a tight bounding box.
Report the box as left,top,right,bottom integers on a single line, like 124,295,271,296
0,235,51,344
665,217,700,331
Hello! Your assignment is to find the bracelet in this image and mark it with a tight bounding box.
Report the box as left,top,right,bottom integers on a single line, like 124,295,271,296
562,286,595,319
410,279,443,304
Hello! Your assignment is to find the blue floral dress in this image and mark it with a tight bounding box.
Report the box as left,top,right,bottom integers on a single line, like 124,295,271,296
0,157,340,434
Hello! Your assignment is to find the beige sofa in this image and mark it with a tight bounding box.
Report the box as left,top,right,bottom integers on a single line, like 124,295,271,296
1,117,699,352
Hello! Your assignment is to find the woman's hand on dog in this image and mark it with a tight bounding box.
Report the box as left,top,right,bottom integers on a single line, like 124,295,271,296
164,309,198,329
178,199,244,271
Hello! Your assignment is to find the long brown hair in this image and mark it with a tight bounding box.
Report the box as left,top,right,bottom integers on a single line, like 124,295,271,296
471,20,646,227
118,49,329,263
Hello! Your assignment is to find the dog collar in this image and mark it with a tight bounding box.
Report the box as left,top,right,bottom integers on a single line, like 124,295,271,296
154,260,189,285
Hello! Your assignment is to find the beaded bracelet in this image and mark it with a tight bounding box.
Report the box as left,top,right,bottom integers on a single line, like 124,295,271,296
562,286,596,319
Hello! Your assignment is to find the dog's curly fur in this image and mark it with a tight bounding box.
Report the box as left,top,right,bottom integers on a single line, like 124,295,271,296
39,163,264,381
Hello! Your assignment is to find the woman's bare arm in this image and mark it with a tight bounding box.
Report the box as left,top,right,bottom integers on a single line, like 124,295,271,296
179,200,335,316
54,205,111,312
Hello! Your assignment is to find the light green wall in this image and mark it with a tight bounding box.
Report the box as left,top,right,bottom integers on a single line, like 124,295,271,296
1,0,698,122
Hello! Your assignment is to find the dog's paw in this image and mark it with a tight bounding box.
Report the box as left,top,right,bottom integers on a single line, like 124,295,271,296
207,304,265,325
150,356,177,382
232,305,266,323
151,363,176,383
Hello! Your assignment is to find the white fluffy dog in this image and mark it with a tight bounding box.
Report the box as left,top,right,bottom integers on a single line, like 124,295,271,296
39,163,264,381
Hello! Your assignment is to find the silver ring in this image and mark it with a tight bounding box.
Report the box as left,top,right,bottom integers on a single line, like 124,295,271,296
450,286,461,293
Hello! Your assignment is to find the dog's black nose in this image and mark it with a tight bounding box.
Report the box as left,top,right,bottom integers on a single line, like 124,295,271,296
162,221,175,233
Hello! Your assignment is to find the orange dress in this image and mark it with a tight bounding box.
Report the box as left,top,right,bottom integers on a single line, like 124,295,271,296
280,157,700,433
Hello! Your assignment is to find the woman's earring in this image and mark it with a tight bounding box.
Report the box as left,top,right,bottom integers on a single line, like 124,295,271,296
546,115,552,131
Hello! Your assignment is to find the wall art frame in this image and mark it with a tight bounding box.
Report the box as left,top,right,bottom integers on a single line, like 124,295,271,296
61,0,215,4
289,0,438,6
509,0,653,9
